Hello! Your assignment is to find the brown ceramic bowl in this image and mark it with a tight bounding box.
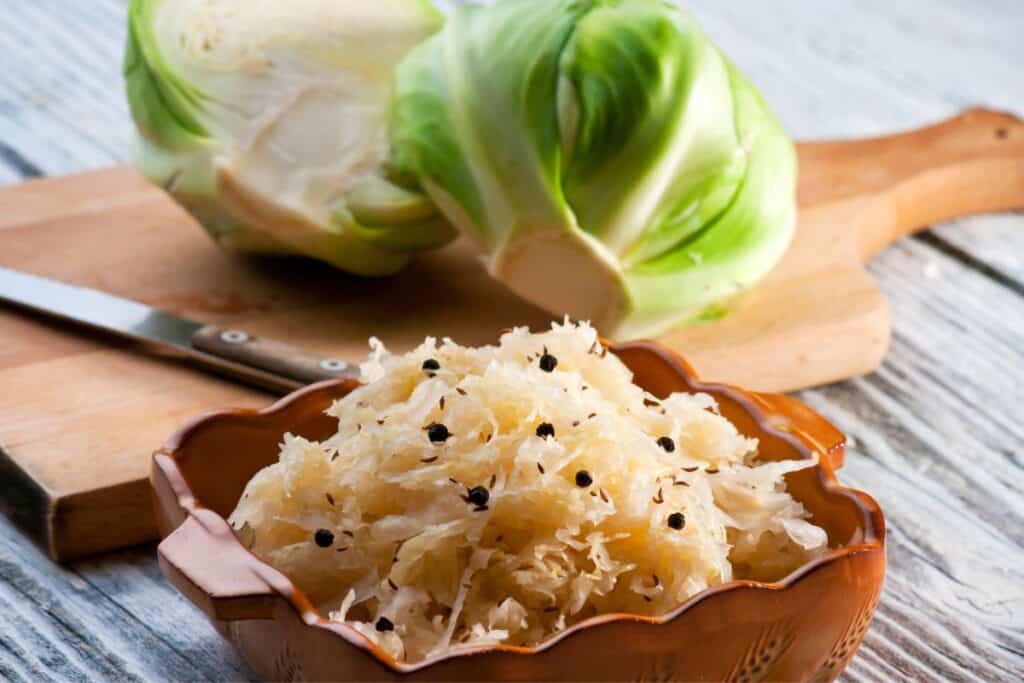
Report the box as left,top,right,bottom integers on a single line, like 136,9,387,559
152,341,885,682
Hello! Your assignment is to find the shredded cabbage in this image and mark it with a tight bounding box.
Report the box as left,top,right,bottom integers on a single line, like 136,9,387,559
229,321,827,662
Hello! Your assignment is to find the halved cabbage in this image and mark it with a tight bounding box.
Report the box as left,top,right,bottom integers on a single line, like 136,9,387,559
391,0,797,335
125,0,455,276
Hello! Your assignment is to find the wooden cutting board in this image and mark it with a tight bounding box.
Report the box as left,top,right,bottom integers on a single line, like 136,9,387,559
1,108,1022,561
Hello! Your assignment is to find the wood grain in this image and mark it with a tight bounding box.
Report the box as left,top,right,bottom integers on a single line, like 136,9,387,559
0,515,253,682
0,0,1021,681
801,240,1024,679
189,325,361,389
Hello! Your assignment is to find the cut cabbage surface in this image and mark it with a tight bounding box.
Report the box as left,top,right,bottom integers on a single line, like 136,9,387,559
229,321,828,662
126,0,455,275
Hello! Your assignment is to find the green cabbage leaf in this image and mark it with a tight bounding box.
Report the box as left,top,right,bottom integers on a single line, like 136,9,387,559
125,0,455,276
391,0,796,336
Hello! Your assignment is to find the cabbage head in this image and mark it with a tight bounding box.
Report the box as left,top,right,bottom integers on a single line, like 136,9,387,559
125,0,455,276
391,0,797,337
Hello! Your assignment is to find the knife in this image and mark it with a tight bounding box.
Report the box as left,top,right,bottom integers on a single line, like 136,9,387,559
0,266,359,394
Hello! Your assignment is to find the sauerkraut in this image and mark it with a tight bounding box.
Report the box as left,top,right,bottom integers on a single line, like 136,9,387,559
229,321,828,662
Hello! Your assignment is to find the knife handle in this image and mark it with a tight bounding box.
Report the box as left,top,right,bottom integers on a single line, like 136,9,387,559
190,325,358,389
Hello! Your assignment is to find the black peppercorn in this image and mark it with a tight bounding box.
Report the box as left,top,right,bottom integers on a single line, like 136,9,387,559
422,358,440,372
466,486,490,507
657,436,676,453
314,528,335,547
539,353,558,372
667,512,686,530
427,423,450,443
575,470,593,487
536,422,555,438
375,617,394,632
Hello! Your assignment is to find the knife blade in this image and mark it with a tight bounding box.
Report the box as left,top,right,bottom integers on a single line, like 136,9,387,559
0,266,358,394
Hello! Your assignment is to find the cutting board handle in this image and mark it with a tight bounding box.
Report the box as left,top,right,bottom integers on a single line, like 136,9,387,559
797,108,1024,259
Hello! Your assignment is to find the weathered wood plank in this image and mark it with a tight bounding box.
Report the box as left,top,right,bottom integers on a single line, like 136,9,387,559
0,513,254,682
693,0,1024,135
0,162,23,185
0,142,42,180
930,215,1024,292
802,237,1024,681
0,0,128,178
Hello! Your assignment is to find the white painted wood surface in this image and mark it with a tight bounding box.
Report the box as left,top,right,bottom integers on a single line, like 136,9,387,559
0,1,1022,680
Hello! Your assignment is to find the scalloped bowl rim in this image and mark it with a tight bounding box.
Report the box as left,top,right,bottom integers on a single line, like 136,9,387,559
153,340,886,675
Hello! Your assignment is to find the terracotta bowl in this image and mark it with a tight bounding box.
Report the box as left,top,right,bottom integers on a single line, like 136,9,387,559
152,341,885,682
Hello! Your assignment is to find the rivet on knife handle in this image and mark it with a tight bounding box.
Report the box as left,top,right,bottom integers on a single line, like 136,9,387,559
190,325,357,386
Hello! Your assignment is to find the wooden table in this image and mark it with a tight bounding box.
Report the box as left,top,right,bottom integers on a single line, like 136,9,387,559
1,1,1021,681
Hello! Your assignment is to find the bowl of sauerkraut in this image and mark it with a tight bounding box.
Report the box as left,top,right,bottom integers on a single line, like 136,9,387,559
152,321,885,682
